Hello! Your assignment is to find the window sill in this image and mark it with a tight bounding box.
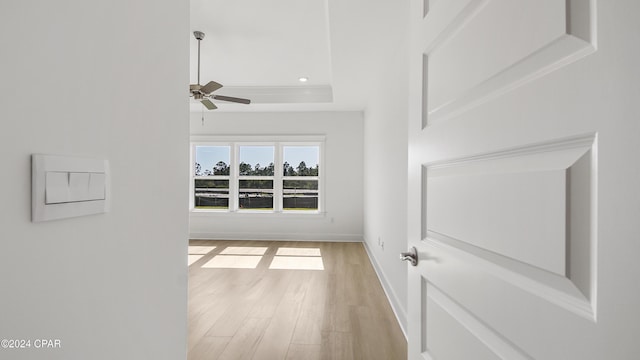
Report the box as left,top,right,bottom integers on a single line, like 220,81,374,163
190,209,326,219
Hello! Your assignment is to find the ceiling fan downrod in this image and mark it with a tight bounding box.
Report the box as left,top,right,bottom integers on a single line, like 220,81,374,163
194,31,205,86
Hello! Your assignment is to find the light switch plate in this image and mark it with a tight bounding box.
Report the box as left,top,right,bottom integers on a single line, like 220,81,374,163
32,154,110,222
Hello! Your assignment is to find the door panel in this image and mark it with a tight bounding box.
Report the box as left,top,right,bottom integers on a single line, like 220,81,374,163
408,0,640,359
427,0,565,114
424,281,530,360
425,135,595,285
421,0,594,126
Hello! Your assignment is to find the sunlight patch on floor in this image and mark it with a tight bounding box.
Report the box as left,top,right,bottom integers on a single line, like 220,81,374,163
275,247,321,256
188,254,205,266
188,246,216,255
202,255,263,269
195,246,324,270
220,246,268,255
269,256,324,270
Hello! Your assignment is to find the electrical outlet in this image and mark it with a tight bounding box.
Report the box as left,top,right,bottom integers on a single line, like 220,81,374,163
381,241,384,250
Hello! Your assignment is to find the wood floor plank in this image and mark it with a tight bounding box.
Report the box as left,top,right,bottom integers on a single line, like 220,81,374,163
204,300,253,337
188,240,406,360
188,337,231,360
290,272,327,345
350,305,407,360
252,271,309,359
246,271,294,319
321,331,354,360
217,317,271,360
188,299,234,352
285,344,321,360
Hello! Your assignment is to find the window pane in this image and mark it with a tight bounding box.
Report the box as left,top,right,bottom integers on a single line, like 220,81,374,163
195,146,230,176
239,146,274,176
283,180,318,210
283,146,319,176
194,179,229,209
239,180,273,210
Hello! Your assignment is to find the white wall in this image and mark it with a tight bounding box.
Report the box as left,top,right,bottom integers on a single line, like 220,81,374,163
360,0,411,334
0,2,189,360
189,111,364,241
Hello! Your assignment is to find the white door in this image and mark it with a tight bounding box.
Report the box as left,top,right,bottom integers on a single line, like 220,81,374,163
406,1,640,359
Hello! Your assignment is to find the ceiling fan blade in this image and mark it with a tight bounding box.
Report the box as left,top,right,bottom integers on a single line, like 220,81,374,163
212,95,251,104
200,81,223,94
201,99,217,110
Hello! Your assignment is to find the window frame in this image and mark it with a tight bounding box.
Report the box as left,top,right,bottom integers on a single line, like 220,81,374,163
191,142,233,211
281,143,321,213
190,135,325,215
237,143,276,212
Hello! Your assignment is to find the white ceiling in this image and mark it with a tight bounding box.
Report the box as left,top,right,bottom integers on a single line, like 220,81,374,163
189,0,386,112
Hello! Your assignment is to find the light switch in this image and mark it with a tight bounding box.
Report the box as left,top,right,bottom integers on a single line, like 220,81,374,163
45,172,70,204
33,154,110,222
88,173,106,200
69,172,91,202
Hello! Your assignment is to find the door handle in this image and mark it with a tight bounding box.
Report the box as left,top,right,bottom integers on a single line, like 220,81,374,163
400,246,418,266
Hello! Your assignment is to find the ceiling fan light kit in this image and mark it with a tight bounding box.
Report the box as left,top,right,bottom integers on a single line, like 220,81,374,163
189,31,251,110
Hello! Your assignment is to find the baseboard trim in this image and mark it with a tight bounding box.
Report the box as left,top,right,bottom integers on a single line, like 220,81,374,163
363,240,408,340
189,232,363,242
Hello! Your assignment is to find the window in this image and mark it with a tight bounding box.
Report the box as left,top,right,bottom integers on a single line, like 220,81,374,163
191,136,323,214
194,146,230,209
282,146,319,211
238,146,275,210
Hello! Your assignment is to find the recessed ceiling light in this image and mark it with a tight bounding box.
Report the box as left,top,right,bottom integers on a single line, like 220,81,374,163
298,77,309,82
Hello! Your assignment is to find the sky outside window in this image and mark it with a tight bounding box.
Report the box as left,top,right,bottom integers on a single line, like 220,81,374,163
195,146,230,175
239,146,274,168
283,146,319,169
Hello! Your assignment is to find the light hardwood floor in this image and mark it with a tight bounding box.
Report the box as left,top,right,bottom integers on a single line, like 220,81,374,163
188,240,407,360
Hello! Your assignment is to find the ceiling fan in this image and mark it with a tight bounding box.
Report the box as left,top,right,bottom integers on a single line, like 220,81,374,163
189,31,251,110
